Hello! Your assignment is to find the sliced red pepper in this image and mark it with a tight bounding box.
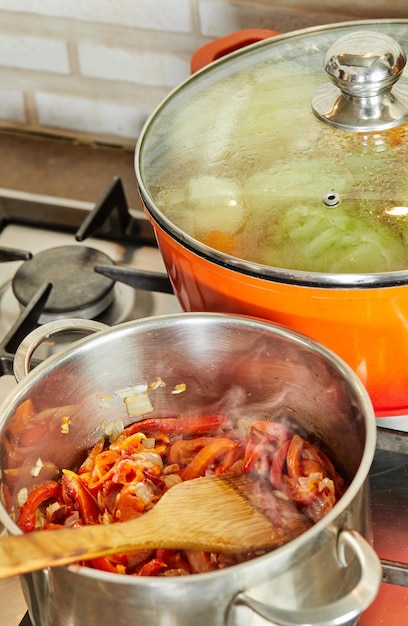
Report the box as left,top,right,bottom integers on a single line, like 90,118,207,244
281,475,317,505
214,439,244,474
61,470,101,525
301,458,325,477
78,438,105,475
42,522,67,530
112,459,144,485
242,437,276,475
167,436,215,465
84,449,121,494
138,557,168,576
269,438,291,489
286,434,304,480
125,414,229,437
242,436,269,472
250,420,294,446
301,440,346,497
180,438,237,481
114,484,146,521
110,432,149,454
17,480,60,532
88,556,126,574
155,548,191,573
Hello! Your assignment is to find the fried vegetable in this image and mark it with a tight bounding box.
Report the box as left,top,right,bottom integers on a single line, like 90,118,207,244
17,415,346,577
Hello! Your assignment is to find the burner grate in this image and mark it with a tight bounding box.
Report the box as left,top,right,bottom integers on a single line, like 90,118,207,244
0,177,156,246
0,283,51,376
12,246,116,321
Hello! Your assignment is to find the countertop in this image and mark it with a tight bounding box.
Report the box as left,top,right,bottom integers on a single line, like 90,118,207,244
0,130,141,209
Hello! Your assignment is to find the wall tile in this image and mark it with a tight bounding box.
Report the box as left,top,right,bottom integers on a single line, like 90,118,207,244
0,0,403,145
78,44,190,88
0,0,193,33
0,88,25,122
35,91,149,139
0,34,69,73
198,0,242,37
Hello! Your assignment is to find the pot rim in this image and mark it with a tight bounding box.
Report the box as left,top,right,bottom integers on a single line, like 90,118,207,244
0,312,377,585
135,18,408,290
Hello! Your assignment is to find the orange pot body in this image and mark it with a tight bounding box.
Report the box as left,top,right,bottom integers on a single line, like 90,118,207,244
150,221,408,418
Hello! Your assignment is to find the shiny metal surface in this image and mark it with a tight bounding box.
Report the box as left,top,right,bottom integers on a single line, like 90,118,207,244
13,319,108,383
312,31,408,130
0,314,379,626
0,549,26,625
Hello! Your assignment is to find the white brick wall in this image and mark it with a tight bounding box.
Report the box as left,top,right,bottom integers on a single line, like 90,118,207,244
0,88,25,122
0,34,70,73
77,44,190,88
0,0,193,32
0,0,404,147
35,92,149,139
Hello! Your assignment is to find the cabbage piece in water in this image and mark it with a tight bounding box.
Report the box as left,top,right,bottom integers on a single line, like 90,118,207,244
187,175,246,236
155,175,246,254
262,201,408,273
243,160,352,215
164,80,254,173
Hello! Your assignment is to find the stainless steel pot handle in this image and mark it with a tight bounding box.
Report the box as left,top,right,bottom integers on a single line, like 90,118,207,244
228,529,382,626
13,319,108,382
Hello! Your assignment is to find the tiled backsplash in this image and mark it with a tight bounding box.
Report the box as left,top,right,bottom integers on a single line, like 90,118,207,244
0,1,405,148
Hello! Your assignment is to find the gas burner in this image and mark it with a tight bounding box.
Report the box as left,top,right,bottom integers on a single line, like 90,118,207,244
12,246,115,323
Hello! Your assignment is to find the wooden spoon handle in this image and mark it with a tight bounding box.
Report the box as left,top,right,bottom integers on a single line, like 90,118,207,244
0,517,158,578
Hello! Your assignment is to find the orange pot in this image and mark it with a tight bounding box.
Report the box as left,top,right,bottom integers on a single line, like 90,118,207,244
135,20,408,418
142,221,408,417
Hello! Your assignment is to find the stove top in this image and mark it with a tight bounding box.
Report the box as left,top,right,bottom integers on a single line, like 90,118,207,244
0,178,406,626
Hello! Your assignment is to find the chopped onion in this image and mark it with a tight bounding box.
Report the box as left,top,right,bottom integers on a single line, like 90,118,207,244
132,452,163,471
103,418,125,443
99,396,113,409
134,480,156,505
298,473,322,490
148,377,166,390
115,384,148,398
17,487,28,508
163,474,183,490
64,511,81,528
45,501,62,519
124,391,153,418
172,383,186,395
60,416,70,434
163,463,181,475
31,457,44,477
142,437,156,449
319,477,335,496
274,490,290,501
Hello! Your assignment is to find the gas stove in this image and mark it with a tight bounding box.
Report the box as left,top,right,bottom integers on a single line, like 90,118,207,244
0,178,181,381
0,180,406,626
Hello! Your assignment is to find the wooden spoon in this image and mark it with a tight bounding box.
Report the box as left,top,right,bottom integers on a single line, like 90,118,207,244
0,472,311,579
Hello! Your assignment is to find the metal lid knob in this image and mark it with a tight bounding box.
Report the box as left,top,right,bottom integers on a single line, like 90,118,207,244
312,31,408,131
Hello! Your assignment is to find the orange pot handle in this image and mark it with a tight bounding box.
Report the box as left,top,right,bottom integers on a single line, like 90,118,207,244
191,28,281,73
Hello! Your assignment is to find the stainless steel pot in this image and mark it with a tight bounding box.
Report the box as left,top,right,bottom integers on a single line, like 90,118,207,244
0,314,381,626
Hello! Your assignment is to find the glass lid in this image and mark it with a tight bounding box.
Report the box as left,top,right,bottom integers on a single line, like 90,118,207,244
137,21,408,280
